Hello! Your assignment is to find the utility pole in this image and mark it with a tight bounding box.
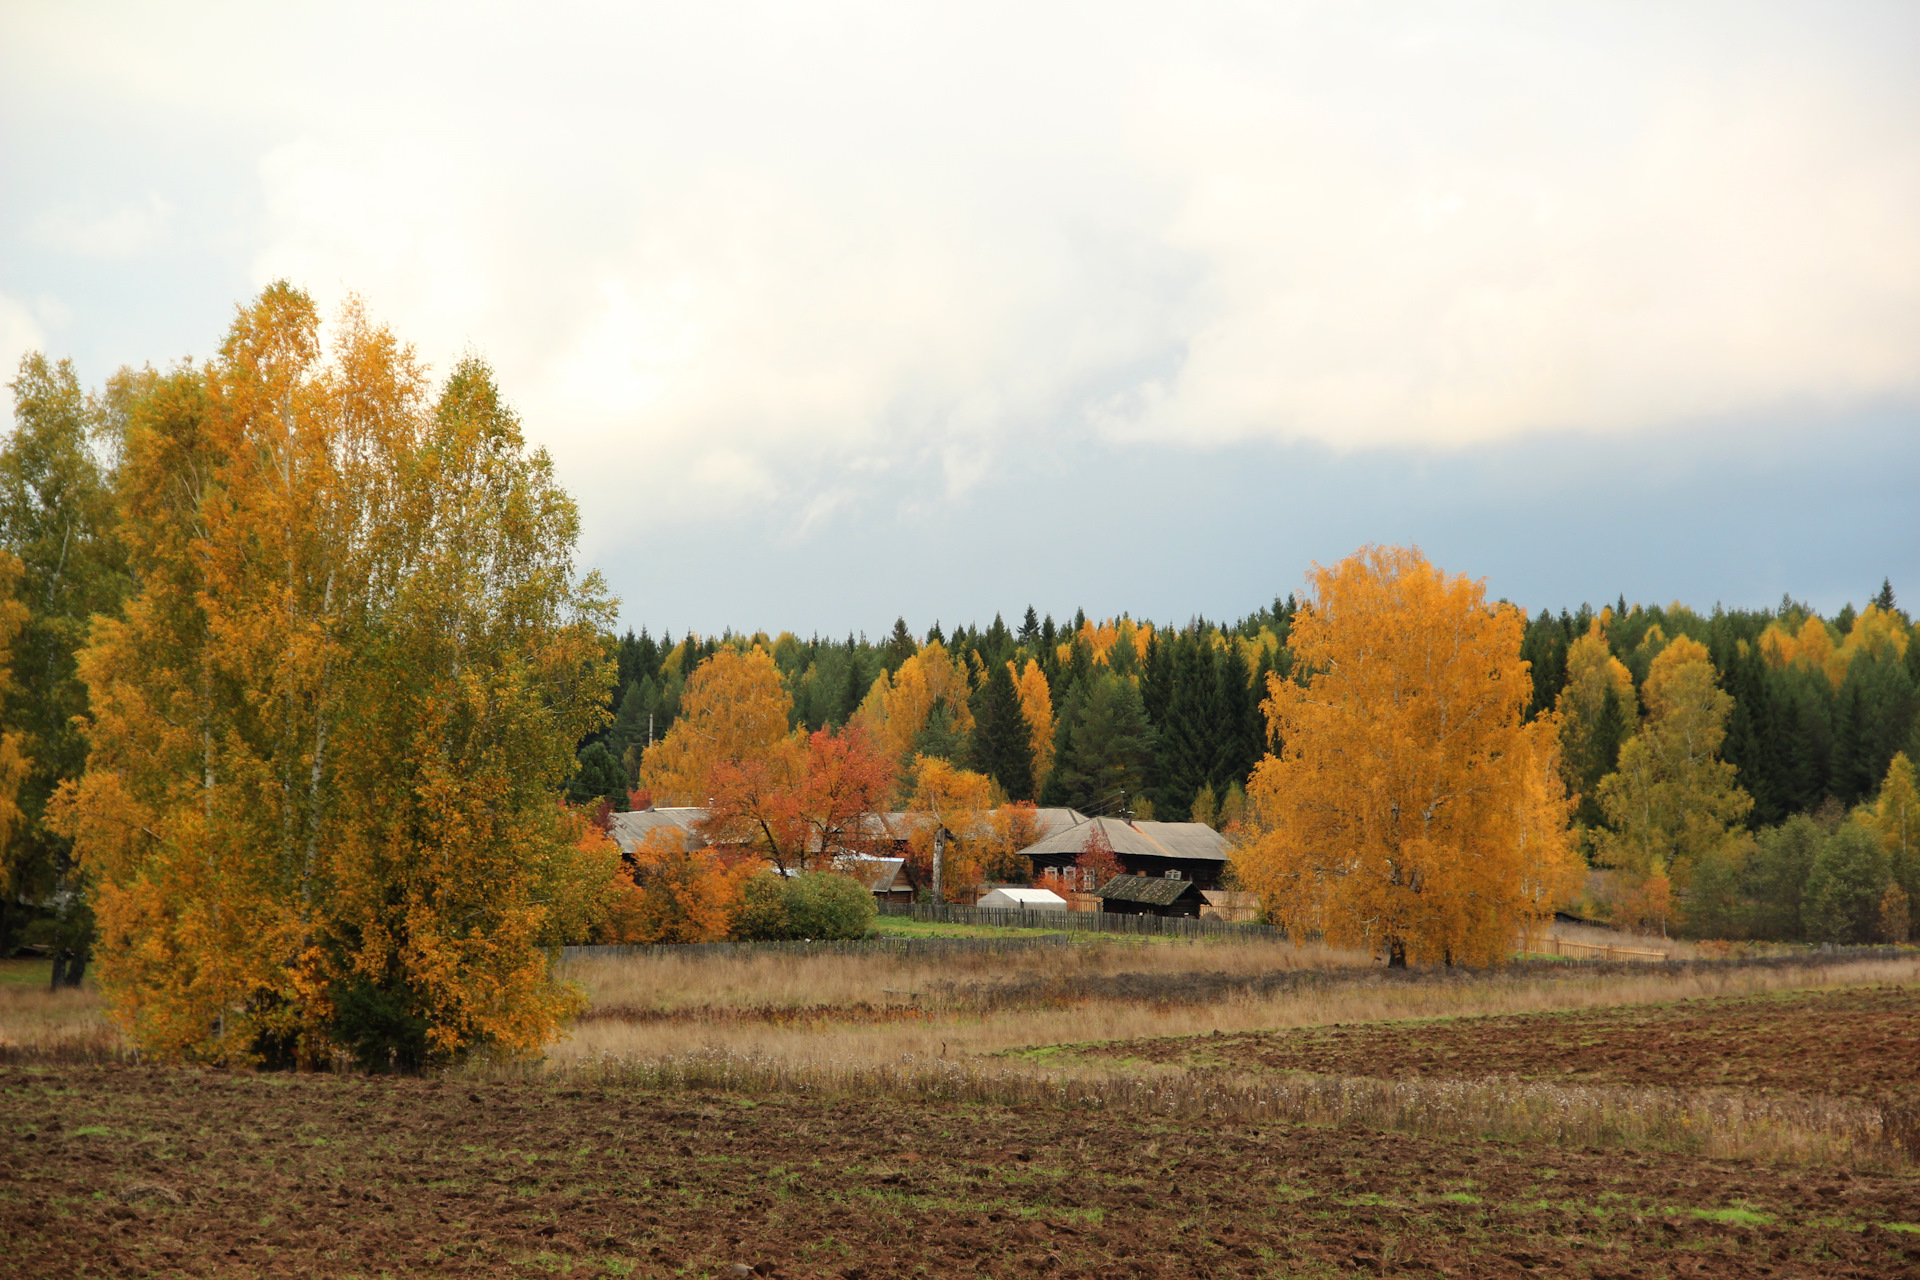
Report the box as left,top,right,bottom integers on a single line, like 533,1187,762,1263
932,826,945,904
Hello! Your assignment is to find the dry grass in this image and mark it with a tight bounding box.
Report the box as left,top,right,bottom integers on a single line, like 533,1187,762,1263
513,1047,1920,1171
562,934,1366,1013
0,983,128,1062
552,946,1920,1078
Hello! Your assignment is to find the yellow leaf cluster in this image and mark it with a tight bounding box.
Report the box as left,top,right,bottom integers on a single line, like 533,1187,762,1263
639,646,794,805
1053,616,1153,668
1233,545,1578,967
49,286,618,1067
1592,635,1752,888
1874,753,1919,899
853,640,974,770
600,827,747,945
1758,606,1911,689
0,550,31,896
1012,658,1055,789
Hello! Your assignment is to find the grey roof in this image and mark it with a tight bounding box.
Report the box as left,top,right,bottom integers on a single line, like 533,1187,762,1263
606,806,707,853
1015,816,1231,864
1095,875,1203,906
858,857,912,894
1029,807,1091,839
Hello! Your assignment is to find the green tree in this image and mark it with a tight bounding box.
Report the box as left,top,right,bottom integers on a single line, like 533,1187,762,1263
1803,823,1890,944
0,354,129,957
53,288,617,1068
1744,815,1820,941
970,658,1035,800
1043,670,1156,814
568,742,630,809
1595,636,1753,911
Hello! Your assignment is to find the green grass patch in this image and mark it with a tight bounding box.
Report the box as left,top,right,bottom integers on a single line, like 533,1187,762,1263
867,918,1067,939
0,958,54,988
1690,1206,1773,1226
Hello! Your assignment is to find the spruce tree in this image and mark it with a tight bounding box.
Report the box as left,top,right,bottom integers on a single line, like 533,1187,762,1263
971,658,1035,800
884,617,917,672
1154,638,1219,819
1215,643,1261,788
1018,605,1040,648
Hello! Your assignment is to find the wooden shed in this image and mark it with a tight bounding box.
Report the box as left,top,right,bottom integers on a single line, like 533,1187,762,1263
1094,873,1208,917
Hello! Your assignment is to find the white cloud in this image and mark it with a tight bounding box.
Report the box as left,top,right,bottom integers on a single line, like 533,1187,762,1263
6,1,1918,528
33,195,173,258
0,295,47,384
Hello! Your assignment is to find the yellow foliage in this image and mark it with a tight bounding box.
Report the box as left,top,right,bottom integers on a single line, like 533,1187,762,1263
1054,617,1154,669
1593,635,1752,889
902,755,995,889
600,828,747,945
0,550,32,897
1012,659,1055,789
50,288,616,1066
1875,753,1919,899
1555,623,1637,801
1234,546,1579,967
1751,610,1906,690
853,640,974,770
640,646,793,805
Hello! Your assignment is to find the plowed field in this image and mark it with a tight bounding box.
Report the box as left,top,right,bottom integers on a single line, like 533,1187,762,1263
5,1062,1920,1278
1082,985,1920,1100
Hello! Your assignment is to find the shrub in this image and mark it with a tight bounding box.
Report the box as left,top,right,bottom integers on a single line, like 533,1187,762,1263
784,872,877,940
729,870,875,940
1804,823,1891,944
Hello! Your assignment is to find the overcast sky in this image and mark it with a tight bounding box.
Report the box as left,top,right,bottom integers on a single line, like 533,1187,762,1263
4,2,1916,637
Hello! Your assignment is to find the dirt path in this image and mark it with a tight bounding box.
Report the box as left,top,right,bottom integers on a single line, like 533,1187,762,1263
1083,984,1920,1100
3,1062,1918,1278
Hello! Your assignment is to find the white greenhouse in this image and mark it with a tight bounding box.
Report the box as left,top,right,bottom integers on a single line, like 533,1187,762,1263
975,887,1069,911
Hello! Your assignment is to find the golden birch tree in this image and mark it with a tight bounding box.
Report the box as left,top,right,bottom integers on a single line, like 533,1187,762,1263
53,285,617,1068
1873,752,1919,904
1013,658,1055,791
1592,635,1752,890
0,551,33,903
638,646,792,805
1234,546,1578,967
854,640,974,771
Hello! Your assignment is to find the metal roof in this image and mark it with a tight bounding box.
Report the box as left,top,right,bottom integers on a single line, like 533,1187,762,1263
606,807,707,853
1095,875,1203,906
1015,816,1231,864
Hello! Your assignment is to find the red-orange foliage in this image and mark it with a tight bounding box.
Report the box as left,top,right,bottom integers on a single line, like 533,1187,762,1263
702,727,895,873
599,828,745,945
1074,823,1123,891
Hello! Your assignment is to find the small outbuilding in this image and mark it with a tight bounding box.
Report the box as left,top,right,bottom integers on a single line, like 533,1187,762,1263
976,886,1069,911
1095,873,1208,917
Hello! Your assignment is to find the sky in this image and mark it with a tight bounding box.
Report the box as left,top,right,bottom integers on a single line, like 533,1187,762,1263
4,1,1916,639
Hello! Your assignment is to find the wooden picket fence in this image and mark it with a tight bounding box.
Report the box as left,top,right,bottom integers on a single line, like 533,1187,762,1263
1543,936,1670,963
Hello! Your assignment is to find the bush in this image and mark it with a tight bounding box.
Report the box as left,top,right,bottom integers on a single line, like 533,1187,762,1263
1803,822,1891,944
729,870,875,941
783,872,877,940
731,871,793,941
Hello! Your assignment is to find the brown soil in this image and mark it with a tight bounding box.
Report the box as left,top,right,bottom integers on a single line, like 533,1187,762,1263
4,1062,1918,1278
1088,985,1920,1100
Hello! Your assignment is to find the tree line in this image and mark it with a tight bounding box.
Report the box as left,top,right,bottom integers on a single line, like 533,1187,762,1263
4,285,1915,1069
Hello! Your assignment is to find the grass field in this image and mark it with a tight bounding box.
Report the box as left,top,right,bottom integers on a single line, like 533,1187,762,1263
866,916,1070,939
2,941,1917,1277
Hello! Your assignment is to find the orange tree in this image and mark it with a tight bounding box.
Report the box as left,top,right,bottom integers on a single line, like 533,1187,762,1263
51,285,618,1069
638,645,791,805
702,726,895,873
1235,545,1578,966
599,827,746,945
